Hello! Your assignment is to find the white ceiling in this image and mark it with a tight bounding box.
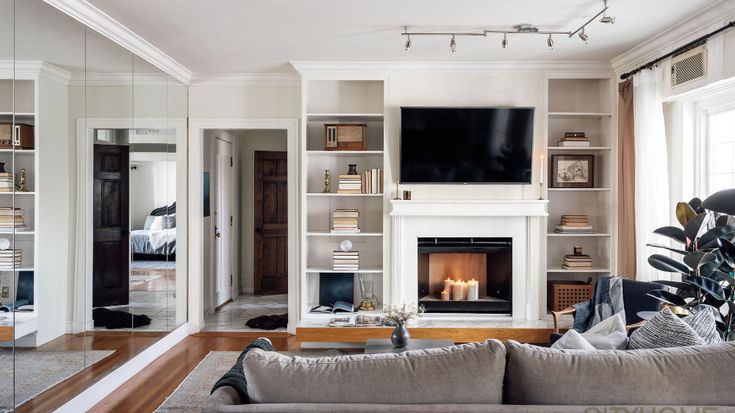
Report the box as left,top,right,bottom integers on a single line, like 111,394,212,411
86,0,724,74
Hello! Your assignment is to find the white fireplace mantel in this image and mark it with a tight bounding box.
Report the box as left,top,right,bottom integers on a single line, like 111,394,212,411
389,199,549,321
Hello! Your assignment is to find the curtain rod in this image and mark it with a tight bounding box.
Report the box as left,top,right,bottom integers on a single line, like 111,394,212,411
620,20,735,80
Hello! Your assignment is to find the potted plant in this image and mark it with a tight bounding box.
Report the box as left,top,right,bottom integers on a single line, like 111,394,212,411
383,304,425,348
647,188,735,340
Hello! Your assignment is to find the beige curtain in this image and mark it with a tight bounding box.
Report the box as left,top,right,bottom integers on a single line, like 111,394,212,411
618,79,636,278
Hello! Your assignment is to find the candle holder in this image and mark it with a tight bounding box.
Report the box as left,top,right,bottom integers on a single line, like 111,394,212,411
538,182,543,200
322,170,331,193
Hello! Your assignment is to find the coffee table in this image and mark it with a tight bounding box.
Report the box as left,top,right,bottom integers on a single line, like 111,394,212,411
364,338,454,354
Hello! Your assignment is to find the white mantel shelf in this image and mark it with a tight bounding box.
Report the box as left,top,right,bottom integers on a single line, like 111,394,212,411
389,199,549,217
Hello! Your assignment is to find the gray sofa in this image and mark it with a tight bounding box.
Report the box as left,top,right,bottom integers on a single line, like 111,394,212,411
205,339,735,412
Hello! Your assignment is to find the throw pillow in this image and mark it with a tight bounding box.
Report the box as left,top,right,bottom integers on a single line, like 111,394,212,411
551,329,596,350
684,307,722,345
581,312,628,350
149,216,166,231
628,307,705,350
143,215,156,230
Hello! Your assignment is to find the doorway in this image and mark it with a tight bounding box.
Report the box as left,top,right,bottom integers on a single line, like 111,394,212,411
201,128,291,331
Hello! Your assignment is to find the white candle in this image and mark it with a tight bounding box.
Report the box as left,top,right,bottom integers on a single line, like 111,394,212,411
461,281,468,300
467,279,479,301
443,278,454,293
539,154,545,185
441,289,450,301
452,281,464,301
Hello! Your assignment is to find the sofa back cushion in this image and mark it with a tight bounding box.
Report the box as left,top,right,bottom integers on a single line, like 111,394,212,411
504,340,735,405
243,340,506,404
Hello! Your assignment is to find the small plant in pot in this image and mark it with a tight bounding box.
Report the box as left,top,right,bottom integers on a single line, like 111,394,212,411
647,188,735,340
383,304,425,348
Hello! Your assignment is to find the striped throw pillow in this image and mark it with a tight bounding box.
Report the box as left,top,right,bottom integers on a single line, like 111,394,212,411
628,307,705,350
685,307,722,345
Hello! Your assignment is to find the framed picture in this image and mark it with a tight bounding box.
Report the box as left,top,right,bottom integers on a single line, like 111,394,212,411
550,155,595,188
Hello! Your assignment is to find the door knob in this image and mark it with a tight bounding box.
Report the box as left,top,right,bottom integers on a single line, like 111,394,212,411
215,226,221,238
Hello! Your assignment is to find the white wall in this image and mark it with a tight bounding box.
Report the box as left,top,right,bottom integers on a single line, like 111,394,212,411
234,129,288,293
129,157,176,230
188,84,300,119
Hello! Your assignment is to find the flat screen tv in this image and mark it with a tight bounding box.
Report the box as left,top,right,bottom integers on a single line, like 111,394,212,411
400,107,534,183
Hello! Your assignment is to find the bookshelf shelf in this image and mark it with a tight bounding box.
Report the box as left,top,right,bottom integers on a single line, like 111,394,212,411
547,233,611,237
305,267,384,274
547,188,611,192
306,150,384,156
546,267,611,273
548,112,612,117
306,193,383,197
306,232,383,237
547,147,611,151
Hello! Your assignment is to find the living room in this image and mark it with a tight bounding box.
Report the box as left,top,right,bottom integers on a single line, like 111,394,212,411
2,0,735,412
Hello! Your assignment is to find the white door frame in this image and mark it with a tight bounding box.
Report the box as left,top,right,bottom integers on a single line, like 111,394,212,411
188,118,299,334
74,117,188,333
214,138,234,308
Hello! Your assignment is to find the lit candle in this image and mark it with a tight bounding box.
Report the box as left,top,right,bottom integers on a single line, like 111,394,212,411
461,281,468,300
539,154,545,185
467,279,479,301
441,289,450,301
452,281,464,301
443,277,454,293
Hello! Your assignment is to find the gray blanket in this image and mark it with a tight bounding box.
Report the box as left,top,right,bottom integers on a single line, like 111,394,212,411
573,276,625,332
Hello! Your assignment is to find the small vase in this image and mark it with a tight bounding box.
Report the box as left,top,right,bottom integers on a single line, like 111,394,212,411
391,324,410,348
347,164,358,175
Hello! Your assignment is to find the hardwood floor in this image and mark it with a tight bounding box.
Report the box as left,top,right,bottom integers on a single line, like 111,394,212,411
14,331,164,413
90,332,291,413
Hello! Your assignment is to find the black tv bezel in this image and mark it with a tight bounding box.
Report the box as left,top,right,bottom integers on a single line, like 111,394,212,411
398,106,536,185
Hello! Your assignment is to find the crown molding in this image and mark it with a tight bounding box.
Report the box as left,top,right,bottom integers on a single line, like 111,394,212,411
290,61,614,77
43,0,192,84
611,1,735,77
68,72,173,86
0,61,72,83
190,72,300,86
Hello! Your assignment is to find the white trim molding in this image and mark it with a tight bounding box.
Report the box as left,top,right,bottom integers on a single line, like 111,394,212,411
191,72,301,86
612,2,735,76
0,60,71,83
43,0,192,84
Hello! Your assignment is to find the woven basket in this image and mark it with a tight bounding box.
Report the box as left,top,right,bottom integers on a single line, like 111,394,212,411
548,281,593,312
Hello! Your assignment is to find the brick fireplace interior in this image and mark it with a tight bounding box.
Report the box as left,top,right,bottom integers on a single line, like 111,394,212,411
417,237,512,314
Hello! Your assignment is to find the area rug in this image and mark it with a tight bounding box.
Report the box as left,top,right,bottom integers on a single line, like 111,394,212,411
155,349,348,412
130,273,163,287
245,313,288,330
131,260,176,270
0,349,113,411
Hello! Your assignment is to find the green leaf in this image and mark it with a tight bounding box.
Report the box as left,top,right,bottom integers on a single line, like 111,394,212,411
646,289,687,306
702,188,735,215
684,251,717,270
653,226,686,244
646,243,687,255
710,270,735,286
698,225,735,249
648,254,691,275
676,202,697,227
689,197,705,214
653,280,696,291
718,238,735,267
686,277,726,301
685,213,707,244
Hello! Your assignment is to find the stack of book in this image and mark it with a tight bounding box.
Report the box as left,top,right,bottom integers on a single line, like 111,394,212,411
331,209,360,233
562,253,593,270
0,208,26,231
333,250,359,271
0,173,13,192
555,214,593,234
558,132,590,147
0,249,22,270
337,174,362,194
360,169,383,194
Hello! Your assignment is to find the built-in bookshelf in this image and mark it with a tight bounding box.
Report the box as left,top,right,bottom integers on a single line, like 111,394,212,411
544,77,617,290
300,79,386,320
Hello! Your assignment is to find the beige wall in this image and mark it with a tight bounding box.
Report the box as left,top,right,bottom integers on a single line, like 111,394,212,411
189,84,300,119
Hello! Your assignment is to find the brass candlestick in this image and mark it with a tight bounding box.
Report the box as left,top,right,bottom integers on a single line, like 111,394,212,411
322,170,331,193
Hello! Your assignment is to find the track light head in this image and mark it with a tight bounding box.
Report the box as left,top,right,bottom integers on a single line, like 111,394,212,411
579,27,589,43
501,33,508,49
547,34,554,50
405,36,411,51
449,35,457,53
600,0,615,23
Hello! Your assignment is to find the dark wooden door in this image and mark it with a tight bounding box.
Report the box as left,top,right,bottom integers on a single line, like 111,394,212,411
93,144,130,307
254,151,288,295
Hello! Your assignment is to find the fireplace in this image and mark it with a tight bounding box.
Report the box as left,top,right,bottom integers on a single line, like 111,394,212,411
417,237,512,314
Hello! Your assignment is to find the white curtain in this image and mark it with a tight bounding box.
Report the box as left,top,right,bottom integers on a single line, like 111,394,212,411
633,66,670,282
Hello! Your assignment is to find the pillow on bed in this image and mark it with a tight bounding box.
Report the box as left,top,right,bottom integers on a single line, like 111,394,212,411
143,215,156,230
149,214,176,231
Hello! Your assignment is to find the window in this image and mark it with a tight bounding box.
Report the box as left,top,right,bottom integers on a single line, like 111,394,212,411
705,107,735,196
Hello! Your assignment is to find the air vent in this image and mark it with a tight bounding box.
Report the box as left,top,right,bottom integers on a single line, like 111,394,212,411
671,45,706,87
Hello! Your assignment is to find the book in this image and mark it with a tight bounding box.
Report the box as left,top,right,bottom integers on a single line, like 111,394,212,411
310,300,354,314
558,141,591,147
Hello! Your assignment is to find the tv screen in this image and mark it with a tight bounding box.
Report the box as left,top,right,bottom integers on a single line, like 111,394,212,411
400,107,534,183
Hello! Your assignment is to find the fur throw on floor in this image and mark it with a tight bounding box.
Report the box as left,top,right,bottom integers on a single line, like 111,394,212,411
245,314,288,330
93,308,152,329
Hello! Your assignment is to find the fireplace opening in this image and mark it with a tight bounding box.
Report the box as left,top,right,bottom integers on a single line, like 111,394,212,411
417,237,512,314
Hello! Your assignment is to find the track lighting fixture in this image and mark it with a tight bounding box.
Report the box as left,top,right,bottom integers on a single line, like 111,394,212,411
578,27,589,43
400,0,614,52
599,0,615,23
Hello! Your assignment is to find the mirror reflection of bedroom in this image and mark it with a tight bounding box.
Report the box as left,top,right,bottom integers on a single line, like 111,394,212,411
92,127,176,331
202,129,288,332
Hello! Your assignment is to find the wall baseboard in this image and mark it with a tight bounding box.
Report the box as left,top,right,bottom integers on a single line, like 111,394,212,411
240,287,254,294
55,323,190,412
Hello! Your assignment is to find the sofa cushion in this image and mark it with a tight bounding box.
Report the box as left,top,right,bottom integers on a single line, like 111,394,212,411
628,307,705,349
504,340,735,405
550,329,596,351
243,340,506,404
